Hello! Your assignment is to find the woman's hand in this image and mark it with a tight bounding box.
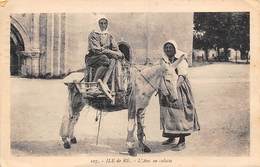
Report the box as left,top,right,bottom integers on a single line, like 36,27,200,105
101,49,123,59
101,48,109,54
171,54,185,69
177,75,185,87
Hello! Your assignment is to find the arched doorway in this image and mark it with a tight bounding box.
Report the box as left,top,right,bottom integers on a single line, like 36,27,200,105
10,24,25,76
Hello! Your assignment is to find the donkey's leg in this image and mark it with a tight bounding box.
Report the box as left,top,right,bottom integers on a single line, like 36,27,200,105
68,112,81,144
136,108,151,153
59,111,81,148
59,84,84,148
126,119,136,148
60,84,75,148
126,89,138,156
126,119,137,156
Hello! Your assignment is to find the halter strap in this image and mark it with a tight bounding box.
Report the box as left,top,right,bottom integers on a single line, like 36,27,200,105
132,65,159,95
132,64,171,97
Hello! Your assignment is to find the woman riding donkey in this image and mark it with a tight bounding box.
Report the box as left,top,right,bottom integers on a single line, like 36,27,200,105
86,16,124,98
59,16,124,149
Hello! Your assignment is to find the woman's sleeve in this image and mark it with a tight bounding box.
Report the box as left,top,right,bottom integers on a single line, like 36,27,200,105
88,31,102,54
177,59,189,76
110,34,119,51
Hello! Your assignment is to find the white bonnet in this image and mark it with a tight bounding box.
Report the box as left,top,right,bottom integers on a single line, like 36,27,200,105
163,40,187,58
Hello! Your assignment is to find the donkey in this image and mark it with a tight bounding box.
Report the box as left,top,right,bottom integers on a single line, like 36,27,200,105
59,55,185,151
126,55,185,156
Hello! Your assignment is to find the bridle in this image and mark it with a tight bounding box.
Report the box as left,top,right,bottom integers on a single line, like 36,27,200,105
131,63,169,97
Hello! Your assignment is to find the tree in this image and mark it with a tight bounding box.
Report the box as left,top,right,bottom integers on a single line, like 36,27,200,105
193,12,249,61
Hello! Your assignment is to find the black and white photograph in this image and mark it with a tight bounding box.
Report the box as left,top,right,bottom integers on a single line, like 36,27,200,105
10,12,250,156
1,0,260,166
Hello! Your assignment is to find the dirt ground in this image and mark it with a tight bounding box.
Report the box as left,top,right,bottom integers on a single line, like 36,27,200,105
10,63,249,156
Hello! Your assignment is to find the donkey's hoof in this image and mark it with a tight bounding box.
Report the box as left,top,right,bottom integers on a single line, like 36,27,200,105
70,137,77,144
63,142,71,149
128,148,137,157
140,143,151,153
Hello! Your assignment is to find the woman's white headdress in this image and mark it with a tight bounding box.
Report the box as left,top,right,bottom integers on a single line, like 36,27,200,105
94,14,109,34
163,39,186,58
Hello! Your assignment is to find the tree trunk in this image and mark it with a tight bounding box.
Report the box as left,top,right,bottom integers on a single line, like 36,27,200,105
205,48,209,62
216,47,220,62
224,47,229,62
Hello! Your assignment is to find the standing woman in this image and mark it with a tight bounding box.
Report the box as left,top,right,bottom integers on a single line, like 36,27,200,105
159,40,200,151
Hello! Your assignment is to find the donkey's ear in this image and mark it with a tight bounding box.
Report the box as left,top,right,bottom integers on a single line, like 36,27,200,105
160,57,170,71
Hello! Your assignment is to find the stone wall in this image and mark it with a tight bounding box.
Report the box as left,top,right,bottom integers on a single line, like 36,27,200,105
10,13,193,77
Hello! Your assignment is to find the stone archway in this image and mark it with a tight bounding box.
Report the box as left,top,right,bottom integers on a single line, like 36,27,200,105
10,16,31,51
10,24,25,75
10,16,42,77
10,16,33,76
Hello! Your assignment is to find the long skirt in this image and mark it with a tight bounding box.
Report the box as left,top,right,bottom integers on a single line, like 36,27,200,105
159,76,200,138
85,54,123,91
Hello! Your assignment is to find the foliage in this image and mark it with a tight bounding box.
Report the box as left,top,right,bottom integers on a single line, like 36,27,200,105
193,12,249,59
